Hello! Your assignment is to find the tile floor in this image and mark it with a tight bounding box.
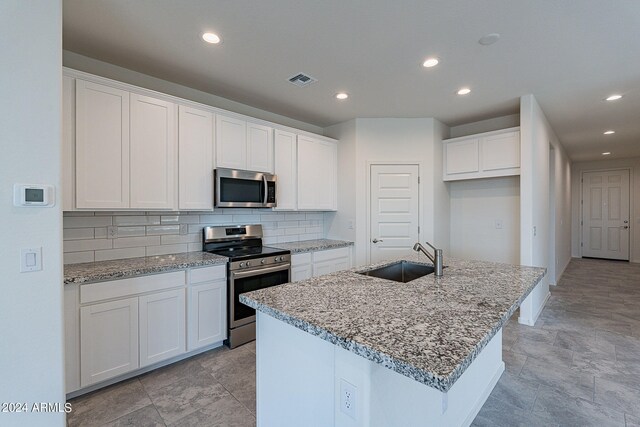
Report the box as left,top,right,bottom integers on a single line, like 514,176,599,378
68,258,640,426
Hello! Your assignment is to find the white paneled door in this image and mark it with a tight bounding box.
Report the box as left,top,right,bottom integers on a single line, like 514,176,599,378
370,165,420,263
582,170,630,260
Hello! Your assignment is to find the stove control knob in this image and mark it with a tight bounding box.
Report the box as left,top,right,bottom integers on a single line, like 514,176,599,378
261,259,266,265
274,257,279,262
246,261,252,267
239,262,245,268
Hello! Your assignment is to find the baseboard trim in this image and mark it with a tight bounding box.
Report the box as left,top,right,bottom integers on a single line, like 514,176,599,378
462,361,505,427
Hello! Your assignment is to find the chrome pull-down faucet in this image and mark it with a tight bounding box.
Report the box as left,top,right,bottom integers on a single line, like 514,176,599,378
413,241,444,277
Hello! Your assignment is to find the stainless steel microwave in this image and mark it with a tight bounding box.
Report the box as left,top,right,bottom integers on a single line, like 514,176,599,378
214,168,277,208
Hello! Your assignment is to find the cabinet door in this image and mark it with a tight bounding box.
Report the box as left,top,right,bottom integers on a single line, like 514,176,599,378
274,130,297,210
481,131,520,172
445,138,480,176
297,136,337,211
62,76,75,211
80,297,139,387
130,94,177,209
179,106,214,210
291,263,312,282
139,289,186,368
216,115,247,170
247,123,274,173
187,280,226,350
76,79,130,209
312,259,336,277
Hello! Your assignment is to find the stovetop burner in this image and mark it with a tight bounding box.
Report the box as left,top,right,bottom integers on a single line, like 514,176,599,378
202,224,290,261
207,245,289,261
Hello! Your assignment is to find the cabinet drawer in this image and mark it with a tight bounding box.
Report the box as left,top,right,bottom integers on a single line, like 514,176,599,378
190,265,226,284
312,247,350,263
80,271,186,304
292,252,312,265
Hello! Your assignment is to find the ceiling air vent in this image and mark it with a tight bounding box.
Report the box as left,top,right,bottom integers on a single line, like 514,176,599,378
288,72,317,87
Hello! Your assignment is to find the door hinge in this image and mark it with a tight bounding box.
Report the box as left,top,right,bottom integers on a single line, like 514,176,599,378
418,176,420,184
581,242,583,247
418,226,420,234
581,200,583,205
581,178,583,183
581,220,583,225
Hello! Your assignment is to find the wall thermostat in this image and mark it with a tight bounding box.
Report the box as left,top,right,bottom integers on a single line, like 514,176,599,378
13,184,55,207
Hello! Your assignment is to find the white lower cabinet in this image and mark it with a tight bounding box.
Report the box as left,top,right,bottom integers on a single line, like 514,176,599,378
290,247,352,281
188,280,226,350
80,297,139,388
312,247,352,278
291,253,312,282
139,289,186,368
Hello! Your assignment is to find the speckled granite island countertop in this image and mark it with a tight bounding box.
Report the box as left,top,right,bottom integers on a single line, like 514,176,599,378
64,252,227,285
270,239,353,253
240,254,546,392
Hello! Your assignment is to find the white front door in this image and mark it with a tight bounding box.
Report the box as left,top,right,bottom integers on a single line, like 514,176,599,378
370,164,420,263
582,170,630,260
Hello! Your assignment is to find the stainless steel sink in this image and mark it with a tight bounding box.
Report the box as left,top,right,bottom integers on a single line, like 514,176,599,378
358,261,435,283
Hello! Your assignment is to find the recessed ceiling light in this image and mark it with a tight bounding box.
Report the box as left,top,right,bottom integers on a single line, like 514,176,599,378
202,32,221,44
478,33,500,46
602,152,611,155
604,130,615,135
605,94,622,101
457,87,471,95
335,92,349,100
422,57,439,68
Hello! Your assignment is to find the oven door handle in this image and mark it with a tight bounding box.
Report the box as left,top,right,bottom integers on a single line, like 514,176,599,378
262,174,268,205
231,263,291,279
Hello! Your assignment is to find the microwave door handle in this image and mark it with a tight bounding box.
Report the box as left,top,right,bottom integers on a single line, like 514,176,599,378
262,174,268,205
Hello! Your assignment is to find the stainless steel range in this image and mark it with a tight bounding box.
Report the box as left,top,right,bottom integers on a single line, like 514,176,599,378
203,224,291,348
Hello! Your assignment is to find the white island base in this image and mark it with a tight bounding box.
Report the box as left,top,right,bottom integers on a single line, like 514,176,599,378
256,312,505,427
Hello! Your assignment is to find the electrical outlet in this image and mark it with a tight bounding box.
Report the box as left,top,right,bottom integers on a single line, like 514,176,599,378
179,224,189,235
340,379,357,419
494,220,503,229
107,226,118,239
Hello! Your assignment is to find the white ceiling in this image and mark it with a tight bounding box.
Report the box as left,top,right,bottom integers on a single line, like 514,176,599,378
63,0,640,162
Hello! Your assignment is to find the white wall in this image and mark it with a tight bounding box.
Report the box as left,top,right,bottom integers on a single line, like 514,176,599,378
571,157,640,263
63,51,323,135
449,177,520,264
325,118,449,266
449,114,520,138
0,2,65,426
519,94,572,325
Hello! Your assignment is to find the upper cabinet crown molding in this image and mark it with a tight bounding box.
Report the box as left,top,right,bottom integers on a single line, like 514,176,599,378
443,126,520,182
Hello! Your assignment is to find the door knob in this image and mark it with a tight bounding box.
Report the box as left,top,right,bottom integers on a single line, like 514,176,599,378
372,238,383,243
622,225,630,229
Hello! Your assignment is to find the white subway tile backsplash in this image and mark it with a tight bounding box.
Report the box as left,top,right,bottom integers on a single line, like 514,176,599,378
64,251,95,264
95,247,146,262
64,228,95,241
198,214,233,224
64,238,112,252
146,244,188,256
113,236,161,249
146,225,180,235
64,216,113,228
114,215,161,226
161,234,201,245
63,211,328,263
116,226,146,237
161,215,200,224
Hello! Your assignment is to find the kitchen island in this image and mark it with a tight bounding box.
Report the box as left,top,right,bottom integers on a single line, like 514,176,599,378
241,254,546,427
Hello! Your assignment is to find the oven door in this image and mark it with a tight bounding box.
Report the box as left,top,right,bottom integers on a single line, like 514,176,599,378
215,168,276,208
229,263,290,328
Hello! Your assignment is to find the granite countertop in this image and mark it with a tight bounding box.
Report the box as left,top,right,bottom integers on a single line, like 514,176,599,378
240,253,546,392
271,239,353,253
64,252,228,285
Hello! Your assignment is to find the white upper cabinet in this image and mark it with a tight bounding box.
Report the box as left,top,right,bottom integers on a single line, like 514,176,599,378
215,114,274,173
273,130,297,211
443,127,520,181
178,106,214,210
247,123,274,173
297,136,337,211
75,79,130,209
130,94,177,209
215,115,247,170
62,76,75,212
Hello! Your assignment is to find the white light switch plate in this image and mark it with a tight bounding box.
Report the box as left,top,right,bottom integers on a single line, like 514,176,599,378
20,247,42,272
